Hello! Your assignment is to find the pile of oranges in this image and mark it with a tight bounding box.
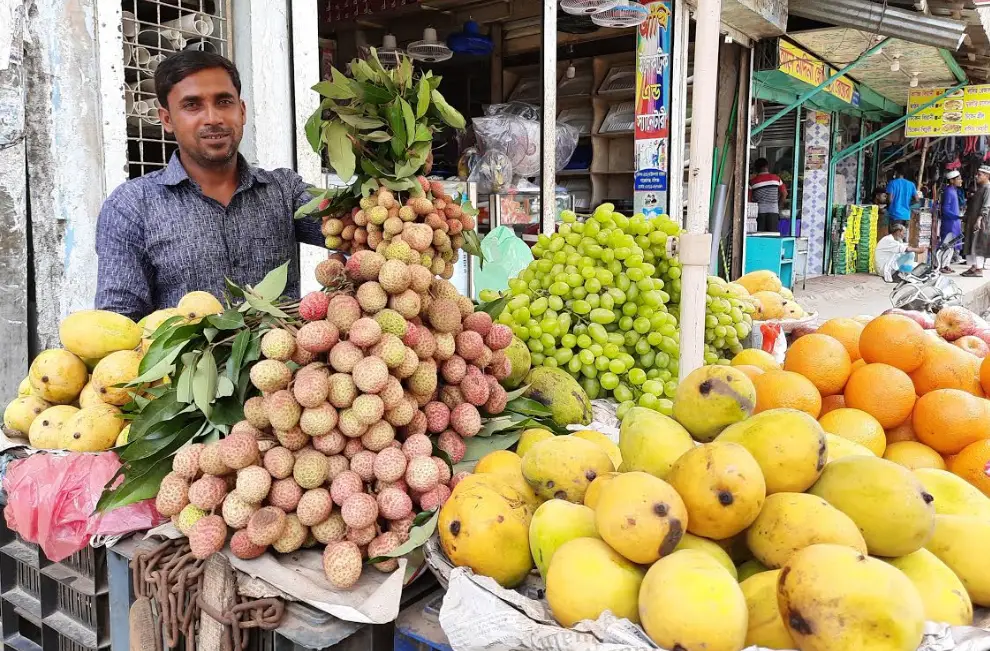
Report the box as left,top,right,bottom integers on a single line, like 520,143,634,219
730,313,990,498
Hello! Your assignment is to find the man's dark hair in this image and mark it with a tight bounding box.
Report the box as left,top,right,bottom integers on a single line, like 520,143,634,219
154,50,241,108
754,158,770,172
891,223,906,235
893,163,906,177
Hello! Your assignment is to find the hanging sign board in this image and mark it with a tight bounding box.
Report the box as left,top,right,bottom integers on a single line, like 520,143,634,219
777,40,856,105
634,0,673,218
905,86,990,137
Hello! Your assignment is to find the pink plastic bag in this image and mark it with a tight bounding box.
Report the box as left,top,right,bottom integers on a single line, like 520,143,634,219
3,452,165,562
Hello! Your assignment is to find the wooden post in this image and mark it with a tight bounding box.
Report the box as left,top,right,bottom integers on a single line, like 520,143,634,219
0,1,29,398
199,554,237,649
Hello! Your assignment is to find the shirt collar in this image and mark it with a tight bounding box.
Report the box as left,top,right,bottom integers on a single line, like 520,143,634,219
156,151,274,188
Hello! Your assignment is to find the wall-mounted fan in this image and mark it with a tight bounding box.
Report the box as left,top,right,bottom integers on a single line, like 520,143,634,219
377,34,405,68
592,0,649,27
447,20,493,56
558,8,599,34
407,27,453,63
560,0,620,15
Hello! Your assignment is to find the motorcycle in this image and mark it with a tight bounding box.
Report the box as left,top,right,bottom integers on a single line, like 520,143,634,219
889,234,964,313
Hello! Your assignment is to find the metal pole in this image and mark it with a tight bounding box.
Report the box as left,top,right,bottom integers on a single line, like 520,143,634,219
752,36,889,136
540,0,557,234
825,112,840,273
669,0,690,221
678,0,720,379
791,106,802,236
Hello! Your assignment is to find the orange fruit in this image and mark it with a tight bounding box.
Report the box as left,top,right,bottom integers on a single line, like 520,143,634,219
730,349,780,372
843,363,917,429
980,354,990,396
816,317,864,361
850,358,866,373
820,394,846,416
885,418,919,444
733,364,765,381
912,388,990,455
883,441,947,470
909,339,984,397
948,439,990,497
783,334,852,397
752,370,822,418
818,408,886,456
858,314,927,372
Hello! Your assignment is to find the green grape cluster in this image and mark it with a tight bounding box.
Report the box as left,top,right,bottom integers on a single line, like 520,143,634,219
480,204,755,420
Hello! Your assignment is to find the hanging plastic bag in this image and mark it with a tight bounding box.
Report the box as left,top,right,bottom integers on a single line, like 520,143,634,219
3,452,166,562
472,226,535,298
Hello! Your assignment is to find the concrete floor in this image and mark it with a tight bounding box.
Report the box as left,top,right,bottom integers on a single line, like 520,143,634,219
793,264,990,322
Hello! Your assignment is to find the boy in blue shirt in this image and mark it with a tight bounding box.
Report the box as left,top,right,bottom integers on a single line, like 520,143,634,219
940,170,964,270
886,165,921,228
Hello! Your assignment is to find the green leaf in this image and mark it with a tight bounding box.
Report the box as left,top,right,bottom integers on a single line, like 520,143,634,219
399,97,416,147
358,130,392,143
366,50,397,92
325,120,356,181
460,201,479,217
397,56,414,89
209,396,245,427
304,108,322,152
216,376,235,399
426,73,442,90
338,113,386,130
478,295,508,320
413,124,432,143
408,141,431,169
251,262,290,302
360,178,380,198
366,510,440,564
226,329,251,382
462,432,522,462
477,415,522,438
245,296,290,318
505,396,553,418
416,77,430,118
128,390,183,441
313,67,358,100
193,350,219,418
431,89,466,129
176,356,197,404
225,277,246,299
461,229,485,266
130,341,188,385
504,384,531,402
394,161,419,179
96,458,173,513
360,82,395,105
294,190,329,219
380,177,415,192
121,420,184,462
386,101,407,158
207,310,245,331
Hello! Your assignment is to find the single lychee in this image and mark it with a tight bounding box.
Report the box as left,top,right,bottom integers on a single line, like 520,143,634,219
221,493,258,529
293,452,331,489
350,450,377,482
356,282,388,313
261,329,296,361
475,346,493,369
293,372,330,410
297,321,340,354
388,290,421,320
426,298,461,334
423,402,450,434
268,478,304,512
352,356,389,394
329,342,363,374
347,523,378,547
460,373,490,407
441,356,467,384
389,515,416,543
372,447,407,483
275,425,309,451
373,335,407,369
455,330,484,361
402,409,428,438
434,333,456,361
337,409,367,439
361,420,395,452
219,431,259,470
450,403,482,438
327,295,362,333
266,390,302,431
312,430,346,456
312,512,347,544
341,493,378,529
432,456,452,485
291,346,317,366
189,515,227,560
230,530,267,559
405,456,440,492
297,488,333,526
407,360,438,397
156,473,189,517
175,504,207,536
374,309,408,338
490,351,512,381
172,443,204,480
418,485,451,512
272,514,308,553
401,434,433,460
377,488,413,522
378,376,405,410
440,385,464,410
327,372,358,408
455,296,474,319
315,259,345,288
367,532,401,573
234,465,271,504
247,506,288,546
394,347,420,379
300,402,338,437
486,324,512,351
352,394,385,427
188,475,227,510
250,360,292,392
385,397,416,427
402,323,423,349
326,454,350,481
230,420,264,440
485,384,508,414
299,291,331,321
408,265,433,293
378,259,411,295
437,430,467,464
330,470,363,506
198,442,229,476
343,437,365,458
348,318,382,348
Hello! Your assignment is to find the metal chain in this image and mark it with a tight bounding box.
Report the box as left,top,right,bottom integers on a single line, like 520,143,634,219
130,539,285,650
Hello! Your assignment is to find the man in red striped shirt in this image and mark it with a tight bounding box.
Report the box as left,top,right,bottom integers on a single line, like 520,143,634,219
749,158,788,233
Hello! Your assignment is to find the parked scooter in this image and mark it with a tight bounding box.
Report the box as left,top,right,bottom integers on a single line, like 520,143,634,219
889,234,964,313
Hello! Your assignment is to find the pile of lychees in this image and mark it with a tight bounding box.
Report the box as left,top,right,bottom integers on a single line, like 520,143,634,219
155,186,512,590
320,180,475,280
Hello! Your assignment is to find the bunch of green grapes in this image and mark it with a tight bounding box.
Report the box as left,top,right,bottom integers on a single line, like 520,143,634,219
701,277,757,365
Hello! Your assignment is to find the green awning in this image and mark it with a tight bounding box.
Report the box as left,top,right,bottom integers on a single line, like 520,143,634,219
754,70,903,118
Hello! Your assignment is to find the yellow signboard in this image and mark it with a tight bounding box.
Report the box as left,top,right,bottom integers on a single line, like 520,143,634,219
778,40,855,104
905,86,990,138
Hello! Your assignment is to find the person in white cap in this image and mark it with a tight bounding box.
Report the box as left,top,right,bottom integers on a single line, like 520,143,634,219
962,165,990,277
940,169,964,272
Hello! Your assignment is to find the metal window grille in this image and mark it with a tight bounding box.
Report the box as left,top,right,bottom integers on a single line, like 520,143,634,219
121,0,231,179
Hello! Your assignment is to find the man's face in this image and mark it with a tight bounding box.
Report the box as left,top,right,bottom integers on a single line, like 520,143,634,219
160,67,245,168
980,172,990,184
894,229,906,242
952,177,963,187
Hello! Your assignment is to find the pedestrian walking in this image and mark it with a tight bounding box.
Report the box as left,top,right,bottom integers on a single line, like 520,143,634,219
939,170,964,272
962,165,990,277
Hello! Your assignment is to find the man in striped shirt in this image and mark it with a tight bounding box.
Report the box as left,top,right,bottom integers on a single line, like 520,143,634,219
749,158,788,234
